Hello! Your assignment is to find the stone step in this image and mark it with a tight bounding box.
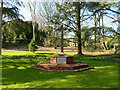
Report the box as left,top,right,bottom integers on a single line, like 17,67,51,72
37,61,89,70
32,65,94,72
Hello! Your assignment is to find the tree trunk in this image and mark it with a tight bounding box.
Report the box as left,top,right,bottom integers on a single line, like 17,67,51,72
61,26,64,53
0,0,3,55
102,28,108,50
103,42,108,50
77,32,83,55
114,4,120,54
76,3,83,55
32,22,36,41
118,4,120,48
94,14,97,49
101,14,107,50
32,22,38,41
54,32,57,49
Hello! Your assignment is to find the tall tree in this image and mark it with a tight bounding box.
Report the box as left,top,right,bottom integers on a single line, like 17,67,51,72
61,25,64,52
22,0,38,52
0,0,3,55
52,2,93,55
114,3,120,54
36,2,59,51
75,2,82,55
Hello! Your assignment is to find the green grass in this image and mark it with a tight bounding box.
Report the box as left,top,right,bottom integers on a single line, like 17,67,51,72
2,51,119,88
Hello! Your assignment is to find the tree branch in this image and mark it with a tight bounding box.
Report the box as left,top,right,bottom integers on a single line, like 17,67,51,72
106,8,120,14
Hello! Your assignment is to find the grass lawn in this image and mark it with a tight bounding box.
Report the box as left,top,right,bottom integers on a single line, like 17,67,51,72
2,51,119,88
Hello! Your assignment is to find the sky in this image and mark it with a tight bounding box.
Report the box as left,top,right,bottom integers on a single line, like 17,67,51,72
19,7,32,21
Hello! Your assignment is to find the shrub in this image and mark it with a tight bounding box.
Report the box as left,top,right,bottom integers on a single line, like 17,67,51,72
28,39,37,53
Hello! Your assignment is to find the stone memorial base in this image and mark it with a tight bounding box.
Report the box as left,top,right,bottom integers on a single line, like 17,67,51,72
32,61,94,72
32,54,94,72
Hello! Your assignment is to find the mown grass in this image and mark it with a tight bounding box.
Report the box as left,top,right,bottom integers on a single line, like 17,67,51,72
2,51,119,88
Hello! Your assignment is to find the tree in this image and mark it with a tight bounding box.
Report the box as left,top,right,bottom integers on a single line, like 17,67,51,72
0,0,3,55
114,3,120,54
44,26,61,48
28,38,37,53
2,7,21,20
2,19,33,43
0,0,24,54
37,2,60,48
2,0,24,21
75,2,82,55
22,0,38,52
51,2,93,55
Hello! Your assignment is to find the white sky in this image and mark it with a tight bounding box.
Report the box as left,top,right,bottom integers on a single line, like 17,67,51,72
19,7,32,21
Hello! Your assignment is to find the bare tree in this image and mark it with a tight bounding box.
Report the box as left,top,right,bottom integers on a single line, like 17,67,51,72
36,2,56,30
21,0,37,41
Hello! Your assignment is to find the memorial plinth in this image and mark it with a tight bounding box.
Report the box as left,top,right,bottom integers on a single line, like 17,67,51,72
50,55,74,64
32,53,94,72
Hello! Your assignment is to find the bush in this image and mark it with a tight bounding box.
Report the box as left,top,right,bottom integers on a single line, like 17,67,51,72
28,39,37,53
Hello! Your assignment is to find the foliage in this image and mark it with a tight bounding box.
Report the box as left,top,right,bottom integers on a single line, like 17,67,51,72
2,19,49,50
84,26,115,51
28,38,37,53
2,55,46,59
45,29,61,47
2,19,33,43
35,30,47,46
2,7,20,20
2,0,24,20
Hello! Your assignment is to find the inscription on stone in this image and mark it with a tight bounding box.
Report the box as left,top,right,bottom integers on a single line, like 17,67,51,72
57,57,66,64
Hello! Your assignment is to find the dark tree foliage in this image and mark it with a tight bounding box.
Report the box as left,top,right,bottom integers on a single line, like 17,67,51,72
2,19,33,43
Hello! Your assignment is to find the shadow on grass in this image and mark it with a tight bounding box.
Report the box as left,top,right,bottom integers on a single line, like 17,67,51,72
2,62,118,88
2,55,47,60
35,53,55,55
83,54,120,58
74,54,120,63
